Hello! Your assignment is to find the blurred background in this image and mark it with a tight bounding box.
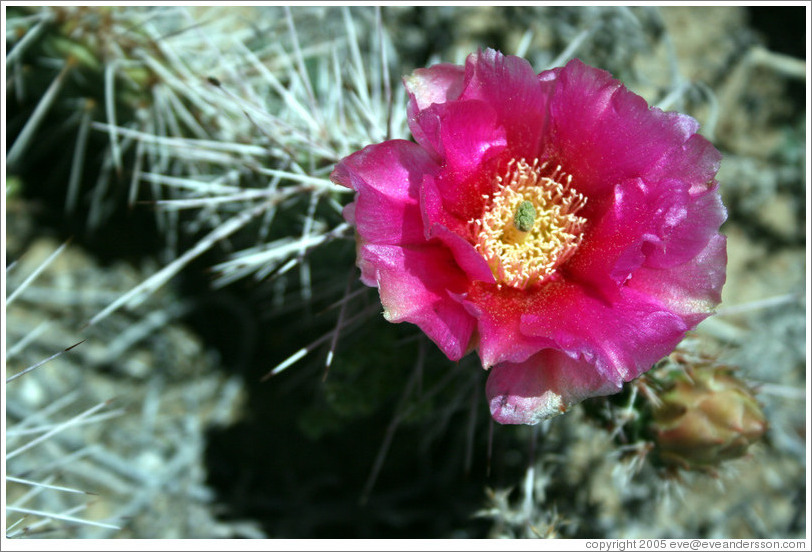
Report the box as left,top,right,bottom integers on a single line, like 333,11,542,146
4,5,807,539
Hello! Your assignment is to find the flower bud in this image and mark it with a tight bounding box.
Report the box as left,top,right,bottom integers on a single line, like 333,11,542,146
650,363,767,472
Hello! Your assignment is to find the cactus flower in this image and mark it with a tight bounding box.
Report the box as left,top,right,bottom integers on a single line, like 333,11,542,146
331,49,727,424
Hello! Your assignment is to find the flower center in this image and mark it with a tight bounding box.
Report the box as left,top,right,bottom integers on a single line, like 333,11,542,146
471,158,588,289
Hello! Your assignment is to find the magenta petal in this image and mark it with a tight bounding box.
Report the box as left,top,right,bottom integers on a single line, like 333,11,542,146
437,100,507,176
342,201,356,225
458,48,550,159
566,177,683,300
410,98,507,176
419,170,472,239
521,283,690,383
405,63,466,112
653,133,723,192
629,233,727,327
487,350,620,424
565,185,726,308
419,159,496,249
427,224,496,284
464,284,558,368
411,100,506,238
546,59,709,200
331,140,439,246
359,243,476,361
643,183,727,269
566,173,724,300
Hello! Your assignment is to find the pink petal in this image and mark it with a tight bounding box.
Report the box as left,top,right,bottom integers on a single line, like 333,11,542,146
651,133,723,193
358,243,476,361
458,48,551,160
404,63,466,112
564,176,688,301
544,59,711,201
419,158,503,239
520,282,690,383
437,100,507,177
629,233,727,327
411,100,508,274
565,174,725,301
486,350,620,424
409,98,507,179
425,223,496,284
330,140,439,246
464,282,560,368
642,183,727,270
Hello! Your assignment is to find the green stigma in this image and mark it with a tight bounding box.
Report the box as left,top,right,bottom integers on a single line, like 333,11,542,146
513,200,536,232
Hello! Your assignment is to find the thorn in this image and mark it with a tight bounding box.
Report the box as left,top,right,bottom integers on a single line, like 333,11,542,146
64,339,87,352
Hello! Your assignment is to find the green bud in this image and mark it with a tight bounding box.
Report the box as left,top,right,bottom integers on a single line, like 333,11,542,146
513,200,536,232
650,363,767,472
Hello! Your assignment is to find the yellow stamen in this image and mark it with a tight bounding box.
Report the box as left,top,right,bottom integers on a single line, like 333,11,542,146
471,159,587,289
